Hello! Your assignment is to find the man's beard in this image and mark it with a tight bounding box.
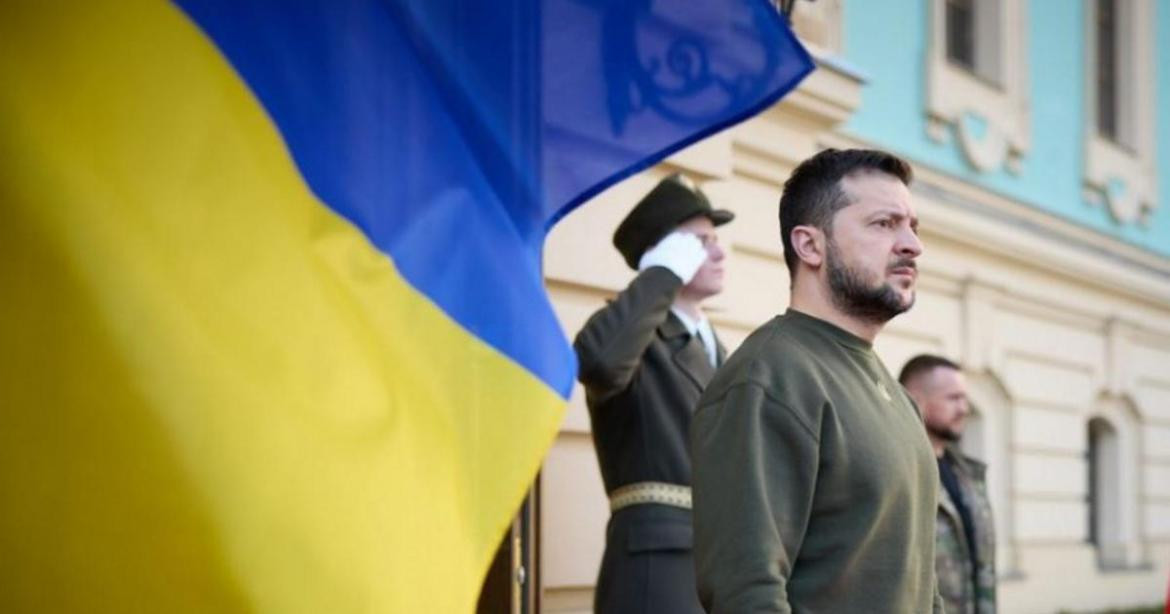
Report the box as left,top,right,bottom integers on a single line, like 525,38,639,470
825,238,914,324
926,422,962,443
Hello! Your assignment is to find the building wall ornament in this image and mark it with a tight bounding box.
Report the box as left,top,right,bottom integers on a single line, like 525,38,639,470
1082,0,1157,227
925,0,1030,174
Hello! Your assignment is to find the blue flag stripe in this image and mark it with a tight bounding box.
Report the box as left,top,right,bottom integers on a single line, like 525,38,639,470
173,0,814,396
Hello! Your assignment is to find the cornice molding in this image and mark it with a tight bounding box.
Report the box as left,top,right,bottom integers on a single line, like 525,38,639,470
911,173,1170,309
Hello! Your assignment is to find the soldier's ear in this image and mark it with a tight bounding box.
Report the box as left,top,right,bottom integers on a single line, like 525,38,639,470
790,225,824,268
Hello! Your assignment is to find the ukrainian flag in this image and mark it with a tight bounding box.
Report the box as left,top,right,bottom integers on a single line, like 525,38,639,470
0,1,811,612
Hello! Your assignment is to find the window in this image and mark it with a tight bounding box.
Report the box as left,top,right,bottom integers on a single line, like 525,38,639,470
945,0,975,70
1094,0,1119,143
944,0,1000,84
963,370,1022,579
925,0,1027,173
1085,399,1144,570
1086,418,1114,551
1083,0,1156,225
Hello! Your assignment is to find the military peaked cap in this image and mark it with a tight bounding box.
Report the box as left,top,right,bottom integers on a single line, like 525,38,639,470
612,173,734,270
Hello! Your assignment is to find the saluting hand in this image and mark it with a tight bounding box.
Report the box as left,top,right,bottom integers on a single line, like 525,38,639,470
638,230,708,284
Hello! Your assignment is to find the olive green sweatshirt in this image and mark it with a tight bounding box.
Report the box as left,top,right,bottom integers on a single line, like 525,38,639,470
691,309,943,613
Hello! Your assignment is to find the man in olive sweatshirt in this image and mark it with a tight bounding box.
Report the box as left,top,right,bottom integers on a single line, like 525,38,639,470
690,148,944,613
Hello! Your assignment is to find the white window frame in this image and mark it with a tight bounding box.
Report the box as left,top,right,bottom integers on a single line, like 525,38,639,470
965,371,1023,579
1083,0,1157,226
925,0,1030,174
1086,399,1143,570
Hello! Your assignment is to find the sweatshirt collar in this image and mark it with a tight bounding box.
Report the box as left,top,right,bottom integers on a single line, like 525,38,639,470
784,308,873,353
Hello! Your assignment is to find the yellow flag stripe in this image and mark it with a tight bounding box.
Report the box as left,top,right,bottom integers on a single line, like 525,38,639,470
0,2,565,612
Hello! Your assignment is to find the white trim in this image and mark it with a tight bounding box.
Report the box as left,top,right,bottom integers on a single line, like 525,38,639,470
925,0,1030,174
1083,0,1157,226
965,371,1022,578
1087,399,1146,568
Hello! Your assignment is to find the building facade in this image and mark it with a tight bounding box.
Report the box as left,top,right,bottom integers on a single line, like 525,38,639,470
539,1,1170,612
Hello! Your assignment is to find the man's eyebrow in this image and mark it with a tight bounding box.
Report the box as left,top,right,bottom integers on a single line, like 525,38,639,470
866,209,919,231
867,208,908,220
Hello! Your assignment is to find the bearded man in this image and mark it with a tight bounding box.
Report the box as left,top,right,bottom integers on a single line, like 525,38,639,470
901,354,997,614
690,148,943,613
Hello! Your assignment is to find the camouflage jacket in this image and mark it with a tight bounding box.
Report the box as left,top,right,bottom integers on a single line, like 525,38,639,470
936,447,996,614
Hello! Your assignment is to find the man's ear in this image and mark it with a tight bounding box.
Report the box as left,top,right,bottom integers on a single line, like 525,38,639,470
790,225,825,268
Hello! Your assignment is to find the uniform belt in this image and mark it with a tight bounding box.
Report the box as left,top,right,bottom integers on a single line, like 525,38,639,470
608,481,692,512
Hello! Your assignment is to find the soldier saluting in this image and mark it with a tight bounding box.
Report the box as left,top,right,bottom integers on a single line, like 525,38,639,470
574,174,732,614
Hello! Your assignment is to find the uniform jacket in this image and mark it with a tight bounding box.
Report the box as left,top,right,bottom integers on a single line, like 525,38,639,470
937,447,997,614
573,266,724,614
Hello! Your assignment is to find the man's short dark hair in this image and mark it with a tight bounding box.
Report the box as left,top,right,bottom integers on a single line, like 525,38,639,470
898,354,960,388
778,148,914,278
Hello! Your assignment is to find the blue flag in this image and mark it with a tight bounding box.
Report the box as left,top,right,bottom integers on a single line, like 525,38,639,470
175,0,814,396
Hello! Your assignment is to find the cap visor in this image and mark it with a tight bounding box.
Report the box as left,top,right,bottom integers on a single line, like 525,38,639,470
708,210,734,226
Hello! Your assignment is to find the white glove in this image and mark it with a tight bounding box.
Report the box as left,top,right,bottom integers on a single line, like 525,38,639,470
638,230,707,284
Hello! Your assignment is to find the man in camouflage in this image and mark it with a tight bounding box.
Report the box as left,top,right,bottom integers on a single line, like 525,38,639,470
901,355,997,614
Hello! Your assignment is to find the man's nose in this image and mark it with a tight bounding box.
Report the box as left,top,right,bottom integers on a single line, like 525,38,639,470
708,241,726,262
896,227,923,258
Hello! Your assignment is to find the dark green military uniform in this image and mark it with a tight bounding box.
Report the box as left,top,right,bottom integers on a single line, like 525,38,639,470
936,447,997,614
691,309,943,613
574,266,725,614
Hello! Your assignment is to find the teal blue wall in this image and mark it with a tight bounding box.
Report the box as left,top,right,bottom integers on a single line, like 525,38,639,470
1158,0,1170,254
840,0,1170,257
